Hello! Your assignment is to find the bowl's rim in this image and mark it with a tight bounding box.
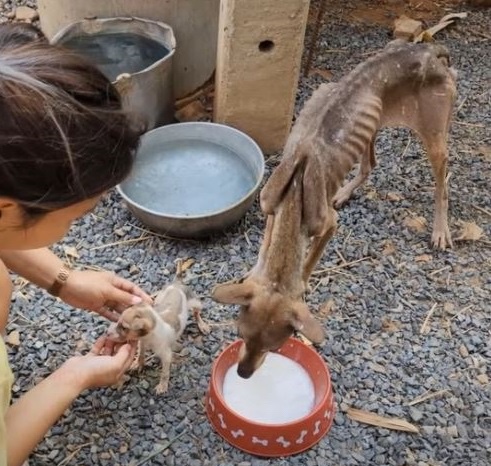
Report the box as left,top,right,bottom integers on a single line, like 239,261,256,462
209,337,333,429
116,122,265,220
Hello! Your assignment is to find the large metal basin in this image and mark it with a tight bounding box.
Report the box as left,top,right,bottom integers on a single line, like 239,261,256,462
117,123,264,238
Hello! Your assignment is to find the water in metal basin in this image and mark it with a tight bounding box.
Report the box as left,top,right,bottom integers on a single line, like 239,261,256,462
124,139,257,217
61,32,169,81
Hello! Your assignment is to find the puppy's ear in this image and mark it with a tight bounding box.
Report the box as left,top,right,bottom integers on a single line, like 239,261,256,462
211,281,256,306
302,155,328,237
289,301,325,344
260,149,307,215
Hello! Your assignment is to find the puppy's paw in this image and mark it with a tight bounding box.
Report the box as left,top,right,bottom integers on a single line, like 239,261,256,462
129,360,144,373
155,382,169,395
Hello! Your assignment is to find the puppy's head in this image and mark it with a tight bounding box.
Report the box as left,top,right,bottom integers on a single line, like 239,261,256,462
212,279,324,379
106,303,157,343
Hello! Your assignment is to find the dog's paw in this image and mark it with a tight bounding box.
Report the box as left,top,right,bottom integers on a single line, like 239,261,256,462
155,382,169,395
129,360,144,373
431,227,453,250
332,190,351,209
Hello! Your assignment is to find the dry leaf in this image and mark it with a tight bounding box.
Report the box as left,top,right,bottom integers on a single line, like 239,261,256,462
439,12,469,23
476,374,489,385
365,189,378,200
298,334,313,346
414,12,468,43
415,254,432,263
477,145,491,162
180,258,195,272
321,299,335,316
455,222,484,242
347,408,420,433
386,192,403,202
311,68,334,80
63,246,80,259
382,317,400,332
382,240,396,256
369,362,387,374
6,330,20,346
403,216,427,233
443,302,455,314
175,100,209,122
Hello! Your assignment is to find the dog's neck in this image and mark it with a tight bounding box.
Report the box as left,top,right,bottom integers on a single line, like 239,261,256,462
253,171,307,298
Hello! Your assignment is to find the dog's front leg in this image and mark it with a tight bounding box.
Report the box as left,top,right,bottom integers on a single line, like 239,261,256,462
303,210,338,287
189,298,210,335
130,340,147,372
155,347,173,395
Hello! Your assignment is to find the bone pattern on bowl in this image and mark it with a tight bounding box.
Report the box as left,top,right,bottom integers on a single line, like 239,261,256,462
206,338,335,457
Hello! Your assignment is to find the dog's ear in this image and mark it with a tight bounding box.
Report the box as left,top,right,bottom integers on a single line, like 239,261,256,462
260,149,307,215
211,281,256,306
289,301,325,344
302,155,328,237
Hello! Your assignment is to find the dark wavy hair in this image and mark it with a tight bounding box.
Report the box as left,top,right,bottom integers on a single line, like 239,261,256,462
0,23,142,220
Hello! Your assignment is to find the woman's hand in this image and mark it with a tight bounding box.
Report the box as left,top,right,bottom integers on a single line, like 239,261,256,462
62,336,137,391
58,270,153,321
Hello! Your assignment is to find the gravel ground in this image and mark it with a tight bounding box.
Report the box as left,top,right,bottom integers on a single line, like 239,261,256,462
2,1,490,465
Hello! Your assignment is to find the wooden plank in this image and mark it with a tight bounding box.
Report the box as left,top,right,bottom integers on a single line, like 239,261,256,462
37,0,219,98
214,0,310,154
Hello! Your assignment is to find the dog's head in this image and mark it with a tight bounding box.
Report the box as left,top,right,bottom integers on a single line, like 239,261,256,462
106,303,157,342
212,279,324,379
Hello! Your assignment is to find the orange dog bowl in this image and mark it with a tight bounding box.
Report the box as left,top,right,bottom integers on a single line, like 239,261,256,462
206,338,335,457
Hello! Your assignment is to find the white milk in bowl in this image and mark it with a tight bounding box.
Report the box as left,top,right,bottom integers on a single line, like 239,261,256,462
222,353,315,424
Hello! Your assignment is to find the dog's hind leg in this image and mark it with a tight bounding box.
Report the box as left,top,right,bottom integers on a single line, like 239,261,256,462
333,137,376,208
412,84,455,250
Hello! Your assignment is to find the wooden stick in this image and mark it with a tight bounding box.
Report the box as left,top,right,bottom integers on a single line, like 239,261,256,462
420,303,438,334
456,96,468,113
473,204,491,218
57,442,92,466
453,121,485,128
335,248,347,264
135,430,188,466
127,223,201,242
90,235,150,251
401,136,412,158
407,390,450,406
429,266,451,276
312,257,371,276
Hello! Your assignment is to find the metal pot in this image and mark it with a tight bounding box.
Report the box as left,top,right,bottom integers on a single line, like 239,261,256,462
52,17,176,130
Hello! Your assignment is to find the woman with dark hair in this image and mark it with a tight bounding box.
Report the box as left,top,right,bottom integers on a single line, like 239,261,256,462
0,24,152,465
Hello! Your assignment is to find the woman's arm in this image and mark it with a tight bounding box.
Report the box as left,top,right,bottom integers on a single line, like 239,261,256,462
0,249,152,320
6,338,135,466
0,259,13,332
0,248,62,291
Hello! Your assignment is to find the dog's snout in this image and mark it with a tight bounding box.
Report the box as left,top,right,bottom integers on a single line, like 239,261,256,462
237,363,254,379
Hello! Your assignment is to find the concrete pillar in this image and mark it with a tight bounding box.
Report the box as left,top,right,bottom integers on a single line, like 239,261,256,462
214,0,310,154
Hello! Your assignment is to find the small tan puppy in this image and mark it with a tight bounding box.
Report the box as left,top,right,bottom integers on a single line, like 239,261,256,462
107,261,209,394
